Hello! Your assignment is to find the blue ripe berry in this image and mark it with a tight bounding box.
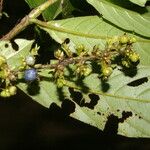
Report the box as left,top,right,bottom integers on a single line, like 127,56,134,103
24,68,37,82
25,55,35,66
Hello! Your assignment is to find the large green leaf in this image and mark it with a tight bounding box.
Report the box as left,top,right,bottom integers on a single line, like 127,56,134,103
27,16,150,137
35,16,150,65
1,17,150,137
86,0,150,37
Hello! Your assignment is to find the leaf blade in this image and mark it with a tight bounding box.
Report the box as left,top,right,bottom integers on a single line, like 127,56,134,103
87,0,150,37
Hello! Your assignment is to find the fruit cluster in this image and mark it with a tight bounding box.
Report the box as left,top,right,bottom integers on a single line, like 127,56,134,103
0,55,17,97
0,34,140,97
52,34,140,84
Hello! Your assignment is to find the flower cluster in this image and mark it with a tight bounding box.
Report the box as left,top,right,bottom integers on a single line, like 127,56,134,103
0,34,140,97
0,56,17,97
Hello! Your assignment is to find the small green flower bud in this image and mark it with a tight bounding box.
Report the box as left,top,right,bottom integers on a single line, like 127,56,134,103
0,70,8,79
124,49,131,57
54,50,64,60
102,66,113,77
129,37,137,43
76,44,85,55
0,55,6,67
119,35,129,44
129,52,140,63
0,89,11,98
56,78,65,88
122,60,130,68
83,66,92,76
8,86,17,96
19,61,27,71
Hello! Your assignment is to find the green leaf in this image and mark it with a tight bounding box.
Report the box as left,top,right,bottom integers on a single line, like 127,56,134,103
62,0,76,18
86,0,150,37
1,18,149,137
18,64,150,137
129,0,148,7
34,16,150,65
25,0,62,20
65,66,150,137
0,39,34,70
27,16,150,137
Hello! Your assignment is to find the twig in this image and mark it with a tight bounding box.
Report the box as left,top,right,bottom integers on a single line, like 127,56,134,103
0,0,57,40
0,0,3,14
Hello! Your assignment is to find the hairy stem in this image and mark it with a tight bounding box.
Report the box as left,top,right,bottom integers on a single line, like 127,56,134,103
34,55,100,70
0,0,58,40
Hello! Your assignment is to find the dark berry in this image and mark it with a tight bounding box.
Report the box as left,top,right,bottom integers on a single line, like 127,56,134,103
24,68,37,82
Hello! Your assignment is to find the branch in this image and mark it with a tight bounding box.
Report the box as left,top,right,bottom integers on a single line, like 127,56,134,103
0,0,3,14
0,0,58,40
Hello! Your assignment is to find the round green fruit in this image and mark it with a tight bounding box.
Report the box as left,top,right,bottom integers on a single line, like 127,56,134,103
119,35,129,44
129,52,140,63
8,86,17,96
0,89,11,98
102,66,113,77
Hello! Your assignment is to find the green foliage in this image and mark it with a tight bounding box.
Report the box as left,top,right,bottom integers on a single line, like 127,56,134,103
1,0,150,138
25,0,62,20
87,0,150,37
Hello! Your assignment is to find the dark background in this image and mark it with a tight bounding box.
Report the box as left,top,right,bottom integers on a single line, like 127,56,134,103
0,0,150,149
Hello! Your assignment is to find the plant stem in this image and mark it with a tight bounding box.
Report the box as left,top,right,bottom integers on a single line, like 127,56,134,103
0,0,57,40
0,0,3,15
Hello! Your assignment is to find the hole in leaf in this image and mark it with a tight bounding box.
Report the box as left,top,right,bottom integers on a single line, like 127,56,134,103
104,114,119,136
69,88,84,106
82,93,99,109
104,111,133,136
89,93,99,101
127,77,148,87
97,112,101,115
4,43,9,48
61,99,75,116
10,40,19,51
119,111,133,123
63,38,70,44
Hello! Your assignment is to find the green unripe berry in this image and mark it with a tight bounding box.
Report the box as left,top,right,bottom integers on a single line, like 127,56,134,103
83,66,92,77
129,52,140,63
129,37,137,43
119,35,129,44
0,70,8,79
76,44,85,55
102,66,113,77
0,55,6,67
8,86,17,96
0,89,11,98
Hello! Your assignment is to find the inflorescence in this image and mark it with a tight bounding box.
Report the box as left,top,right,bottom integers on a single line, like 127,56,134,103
0,34,140,97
